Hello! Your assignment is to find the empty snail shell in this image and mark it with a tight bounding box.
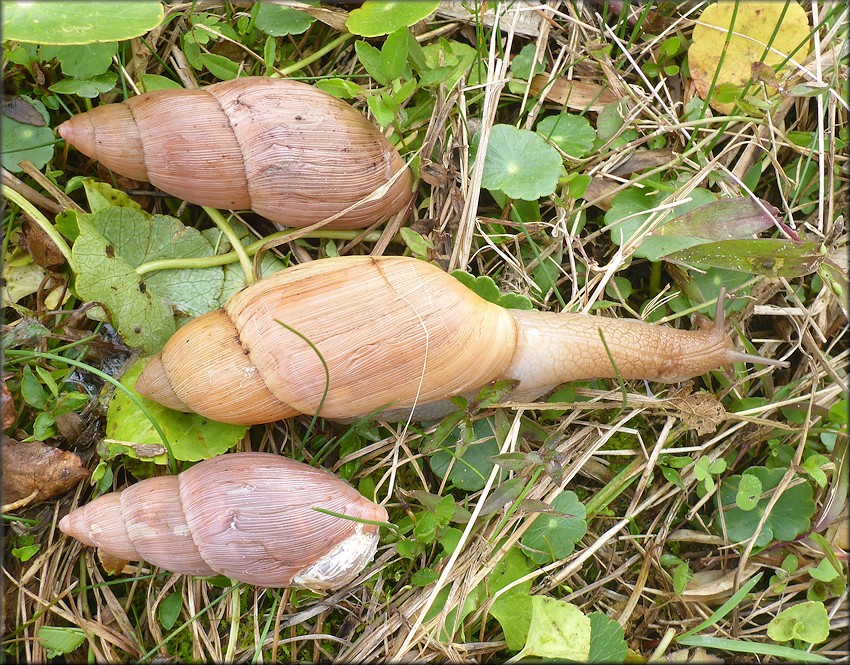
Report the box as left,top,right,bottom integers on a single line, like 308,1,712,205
59,452,387,589
134,256,788,425
57,77,414,229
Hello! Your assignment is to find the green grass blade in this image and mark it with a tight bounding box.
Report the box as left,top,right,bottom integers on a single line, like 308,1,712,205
678,572,762,638
675,635,830,663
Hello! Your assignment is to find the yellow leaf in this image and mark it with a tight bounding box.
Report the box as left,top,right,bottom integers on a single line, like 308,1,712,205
688,1,811,113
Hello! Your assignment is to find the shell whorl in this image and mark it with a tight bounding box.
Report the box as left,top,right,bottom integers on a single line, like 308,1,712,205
136,256,518,424
57,77,414,229
59,453,389,588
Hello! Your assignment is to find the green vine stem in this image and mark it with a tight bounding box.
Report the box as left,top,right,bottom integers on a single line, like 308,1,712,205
278,33,354,77
135,228,387,276
202,206,255,286
4,187,77,274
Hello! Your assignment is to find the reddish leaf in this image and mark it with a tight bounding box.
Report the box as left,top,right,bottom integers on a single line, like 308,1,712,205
654,198,779,241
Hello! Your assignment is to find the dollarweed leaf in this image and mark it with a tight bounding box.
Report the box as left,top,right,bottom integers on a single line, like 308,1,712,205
480,124,562,201
430,419,502,491
536,114,597,158
254,0,316,36
718,466,816,547
3,1,163,45
2,97,53,173
520,490,587,564
588,612,628,663
489,548,535,650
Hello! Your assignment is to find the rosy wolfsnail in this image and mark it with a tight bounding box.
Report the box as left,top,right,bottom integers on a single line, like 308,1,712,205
58,452,387,589
57,77,414,229
134,255,788,425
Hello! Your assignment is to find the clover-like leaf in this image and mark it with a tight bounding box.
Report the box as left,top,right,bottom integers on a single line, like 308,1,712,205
536,114,596,158
688,1,811,113
41,42,117,78
346,0,439,37
49,72,117,98
736,473,762,511
3,1,163,45
451,270,534,310
510,43,545,81
430,419,502,491
105,358,248,463
767,601,830,645
520,490,587,564
718,466,816,547
481,124,562,201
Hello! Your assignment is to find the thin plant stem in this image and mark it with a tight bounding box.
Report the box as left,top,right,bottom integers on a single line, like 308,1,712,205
4,187,76,273
278,33,354,77
202,206,255,285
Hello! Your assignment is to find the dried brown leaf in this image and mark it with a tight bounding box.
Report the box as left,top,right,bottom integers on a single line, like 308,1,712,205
1,95,47,126
530,74,619,112
2,438,90,504
22,217,66,270
1,380,15,431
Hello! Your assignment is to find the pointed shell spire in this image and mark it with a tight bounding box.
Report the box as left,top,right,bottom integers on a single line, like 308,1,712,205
59,453,388,589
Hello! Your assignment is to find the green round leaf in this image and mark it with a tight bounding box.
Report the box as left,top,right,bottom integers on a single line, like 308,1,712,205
346,0,440,38
718,466,816,547
735,473,762,511
536,114,597,158
53,42,118,78
767,601,830,644
520,491,587,564
255,1,316,36
3,1,163,45
105,358,248,463
481,124,562,201
2,104,55,173
49,72,117,98
430,419,501,491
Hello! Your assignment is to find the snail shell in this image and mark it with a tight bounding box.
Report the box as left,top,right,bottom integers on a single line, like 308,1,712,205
134,256,786,425
57,77,414,229
58,452,388,589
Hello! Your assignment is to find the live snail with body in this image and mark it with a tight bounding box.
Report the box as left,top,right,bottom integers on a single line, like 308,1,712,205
57,77,414,229
134,255,788,425
58,452,387,589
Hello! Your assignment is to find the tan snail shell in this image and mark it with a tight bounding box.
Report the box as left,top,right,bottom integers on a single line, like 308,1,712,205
134,256,787,425
57,77,413,229
59,452,387,589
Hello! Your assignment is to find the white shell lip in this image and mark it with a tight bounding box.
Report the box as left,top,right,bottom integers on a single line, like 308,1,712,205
292,524,380,591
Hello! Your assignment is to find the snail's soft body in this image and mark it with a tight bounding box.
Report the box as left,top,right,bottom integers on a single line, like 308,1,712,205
135,256,785,425
57,77,413,229
58,452,387,589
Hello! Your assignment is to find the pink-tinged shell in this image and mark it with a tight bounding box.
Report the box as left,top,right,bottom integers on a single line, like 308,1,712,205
59,453,387,589
135,256,518,425
56,77,414,229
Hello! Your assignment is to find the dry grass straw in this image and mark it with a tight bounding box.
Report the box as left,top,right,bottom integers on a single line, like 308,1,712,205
5,0,848,662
